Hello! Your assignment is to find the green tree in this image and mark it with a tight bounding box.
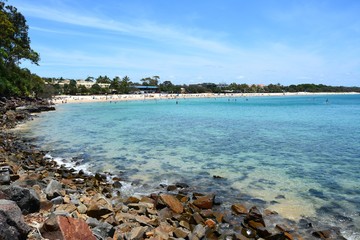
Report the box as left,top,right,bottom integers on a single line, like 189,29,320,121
119,76,131,94
0,1,42,97
0,2,39,67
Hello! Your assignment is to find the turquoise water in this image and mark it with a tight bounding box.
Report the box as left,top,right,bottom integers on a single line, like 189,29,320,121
21,94,360,238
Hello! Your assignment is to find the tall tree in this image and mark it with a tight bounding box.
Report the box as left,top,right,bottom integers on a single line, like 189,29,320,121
0,1,42,97
0,1,39,67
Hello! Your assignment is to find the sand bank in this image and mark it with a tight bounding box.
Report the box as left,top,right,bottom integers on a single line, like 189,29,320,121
52,92,359,104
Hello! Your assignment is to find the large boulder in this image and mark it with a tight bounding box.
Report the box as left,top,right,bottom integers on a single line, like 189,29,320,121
2,185,40,214
0,199,30,239
41,214,96,240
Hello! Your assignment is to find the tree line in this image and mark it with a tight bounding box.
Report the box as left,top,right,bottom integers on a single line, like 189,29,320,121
43,76,360,96
1,1,359,98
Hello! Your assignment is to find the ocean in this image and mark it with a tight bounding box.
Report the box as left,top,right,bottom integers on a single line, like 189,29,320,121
20,94,360,239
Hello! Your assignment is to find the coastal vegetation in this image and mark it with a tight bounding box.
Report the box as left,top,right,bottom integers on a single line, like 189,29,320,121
0,1,45,97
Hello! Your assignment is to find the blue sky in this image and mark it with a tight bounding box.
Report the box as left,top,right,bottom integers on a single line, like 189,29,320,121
8,0,360,86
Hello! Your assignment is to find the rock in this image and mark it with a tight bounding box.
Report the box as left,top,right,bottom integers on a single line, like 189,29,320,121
86,193,113,219
125,226,148,240
205,219,217,228
245,206,265,227
0,168,10,184
312,228,346,239
125,196,140,204
213,211,224,223
192,212,204,224
77,203,87,214
113,180,122,188
2,185,40,214
191,224,206,239
192,195,214,209
175,182,189,188
160,194,184,214
174,227,190,238
167,185,177,191
91,221,115,239
41,214,96,240
231,203,247,215
45,179,63,200
0,199,30,239
179,220,191,230
154,222,175,239
51,196,64,205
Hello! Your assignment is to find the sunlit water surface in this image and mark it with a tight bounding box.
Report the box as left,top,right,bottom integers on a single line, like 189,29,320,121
20,94,360,239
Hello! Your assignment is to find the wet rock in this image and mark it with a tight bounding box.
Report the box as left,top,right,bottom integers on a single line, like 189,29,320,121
192,212,205,224
312,228,346,240
190,224,206,239
205,219,217,228
241,227,256,238
0,199,30,239
231,203,247,215
175,182,189,188
192,194,214,209
45,179,62,200
159,194,184,214
167,184,177,191
213,211,225,223
2,185,40,214
112,180,122,188
245,206,265,227
125,196,140,204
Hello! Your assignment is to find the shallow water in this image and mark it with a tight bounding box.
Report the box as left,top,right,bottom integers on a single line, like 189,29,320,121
20,94,360,239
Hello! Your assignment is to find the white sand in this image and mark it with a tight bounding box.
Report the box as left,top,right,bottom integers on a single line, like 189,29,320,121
52,92,359,104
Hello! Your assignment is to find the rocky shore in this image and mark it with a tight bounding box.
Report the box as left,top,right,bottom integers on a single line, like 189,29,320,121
0,97,348,240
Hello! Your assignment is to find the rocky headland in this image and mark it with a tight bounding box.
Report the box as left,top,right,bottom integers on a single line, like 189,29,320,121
0,97,348,240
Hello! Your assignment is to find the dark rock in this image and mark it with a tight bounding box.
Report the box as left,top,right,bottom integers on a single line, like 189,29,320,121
112,180,122,188
298,218,313,229
0,199,31,239
312,228,346,240
91,221,115,239
167,185,177,191
275,195,286,199
213,175,224,179
2,185,40,214
175,182,189,188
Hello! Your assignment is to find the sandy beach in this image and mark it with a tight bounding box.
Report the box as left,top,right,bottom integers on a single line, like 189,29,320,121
52,92,359,104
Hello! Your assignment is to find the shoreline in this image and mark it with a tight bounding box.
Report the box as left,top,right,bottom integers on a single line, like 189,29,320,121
52,92,359,104
0,97,353,239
